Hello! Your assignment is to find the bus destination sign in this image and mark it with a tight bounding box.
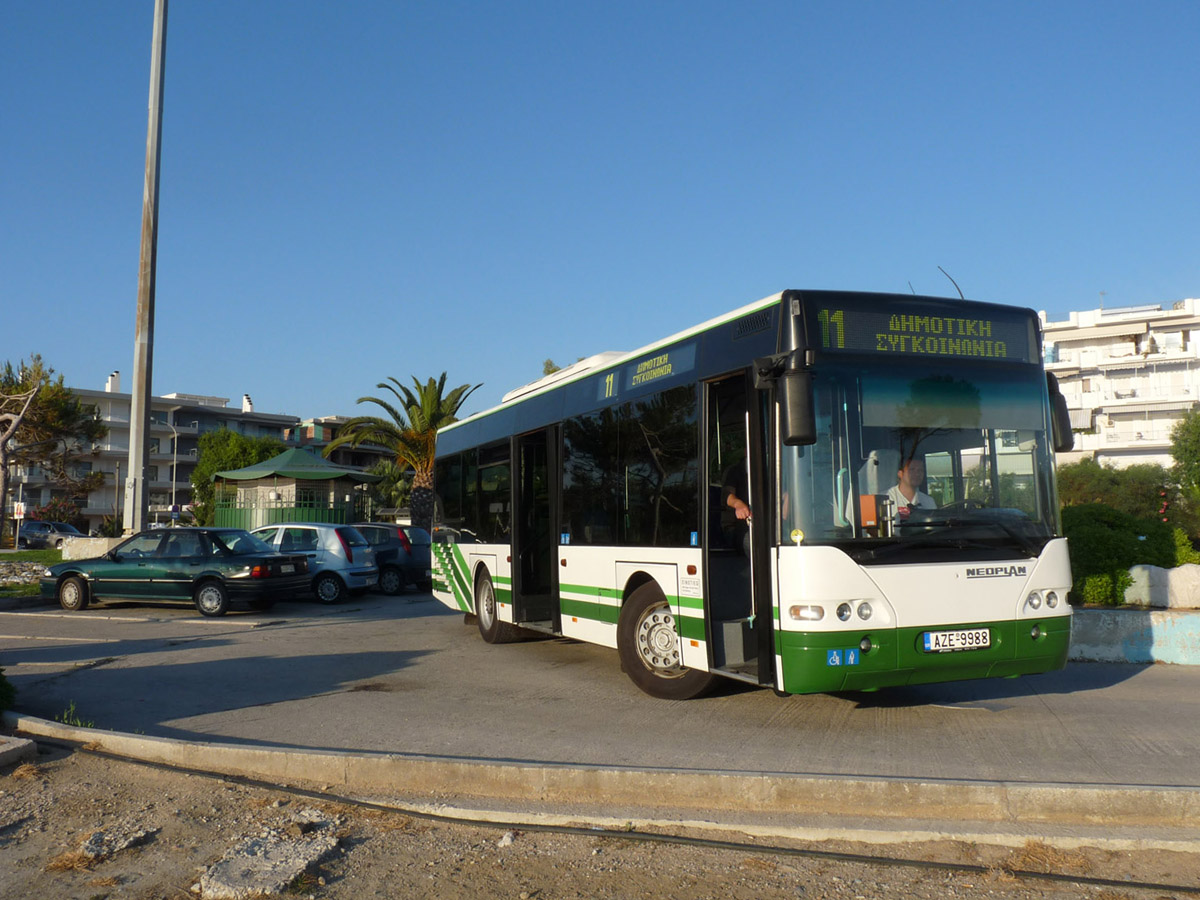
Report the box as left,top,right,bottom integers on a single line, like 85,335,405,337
811,302,1036,364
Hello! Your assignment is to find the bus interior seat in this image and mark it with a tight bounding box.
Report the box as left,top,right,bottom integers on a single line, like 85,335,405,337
859,449,899,495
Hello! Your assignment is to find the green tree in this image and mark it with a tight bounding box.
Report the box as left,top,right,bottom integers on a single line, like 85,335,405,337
1172,408,1200,495
1058,458,1200,538
366,459,412,511
1,356,107,542
324,374,480,534
188,429,286,525
542,359,561,376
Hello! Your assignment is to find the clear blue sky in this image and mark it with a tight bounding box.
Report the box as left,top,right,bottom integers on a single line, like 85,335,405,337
4,1,1198,420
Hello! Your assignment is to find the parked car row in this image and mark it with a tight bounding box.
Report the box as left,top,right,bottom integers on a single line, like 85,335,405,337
39,521,432,617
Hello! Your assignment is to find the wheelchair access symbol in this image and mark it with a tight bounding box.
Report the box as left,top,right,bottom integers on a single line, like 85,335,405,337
827,649,860,667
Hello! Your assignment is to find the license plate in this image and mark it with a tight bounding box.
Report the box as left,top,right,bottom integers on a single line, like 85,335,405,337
280,564,294,574
923,628,990,652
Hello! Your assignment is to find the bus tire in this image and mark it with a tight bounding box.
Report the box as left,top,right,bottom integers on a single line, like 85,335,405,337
617,581,715,700
476,572,521,644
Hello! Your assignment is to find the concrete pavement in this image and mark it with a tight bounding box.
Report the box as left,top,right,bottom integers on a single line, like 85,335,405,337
2,594,1200,851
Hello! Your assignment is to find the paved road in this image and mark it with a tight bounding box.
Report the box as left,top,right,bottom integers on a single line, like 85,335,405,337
2,593,1197,788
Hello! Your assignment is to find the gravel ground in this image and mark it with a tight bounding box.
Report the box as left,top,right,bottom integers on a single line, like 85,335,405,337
1,743,1197,900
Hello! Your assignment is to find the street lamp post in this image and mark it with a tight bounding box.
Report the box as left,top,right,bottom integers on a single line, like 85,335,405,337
168,419,179,522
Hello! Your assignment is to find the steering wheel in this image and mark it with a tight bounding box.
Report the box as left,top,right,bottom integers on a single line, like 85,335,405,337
939,498,985,514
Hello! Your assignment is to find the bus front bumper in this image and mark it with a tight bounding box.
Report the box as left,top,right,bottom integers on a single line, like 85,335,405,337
775,615,1071,695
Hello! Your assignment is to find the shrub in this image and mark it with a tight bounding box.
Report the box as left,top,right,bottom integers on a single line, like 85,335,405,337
1078,571,1134,606
1174,527,1200,566
1061,503,1174,605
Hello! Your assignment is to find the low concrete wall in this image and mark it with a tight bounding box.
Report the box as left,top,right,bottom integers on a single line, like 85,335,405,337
1126,563,1200,609
1071,608,1200,665
62,537,122,561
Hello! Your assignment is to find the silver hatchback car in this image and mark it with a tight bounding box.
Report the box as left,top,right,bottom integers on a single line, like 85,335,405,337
251,523,378,604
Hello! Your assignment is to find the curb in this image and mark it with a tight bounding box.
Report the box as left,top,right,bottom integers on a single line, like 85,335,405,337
0,733,37,768
6,711,1200,850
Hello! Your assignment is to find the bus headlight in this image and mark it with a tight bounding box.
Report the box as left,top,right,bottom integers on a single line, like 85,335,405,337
1046,591,1059,608
836,603,852,622
1026,591,1042,610
857,602,873,621
789,604,824,621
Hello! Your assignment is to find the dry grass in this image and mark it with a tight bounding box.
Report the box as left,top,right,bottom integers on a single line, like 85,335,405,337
87,875,121,887
45,849,96,871
739,856,777,873
1005,839,1092,874
10,763,42,779
81,740,104,752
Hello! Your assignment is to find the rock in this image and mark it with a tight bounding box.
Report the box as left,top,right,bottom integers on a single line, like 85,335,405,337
79,822,159,859
1126,564,1200,609
197,826,339,900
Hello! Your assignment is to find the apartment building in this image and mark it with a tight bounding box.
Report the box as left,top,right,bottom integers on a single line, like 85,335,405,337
1041,297,1200,469
9,372,299,533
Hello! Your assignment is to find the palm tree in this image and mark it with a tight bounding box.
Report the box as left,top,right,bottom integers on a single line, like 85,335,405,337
324,374,480,533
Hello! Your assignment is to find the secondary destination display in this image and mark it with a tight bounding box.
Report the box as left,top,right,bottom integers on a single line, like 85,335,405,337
597,342,697,401
809,299,1037,363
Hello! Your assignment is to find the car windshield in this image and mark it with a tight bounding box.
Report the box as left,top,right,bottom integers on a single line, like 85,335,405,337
57,523,83,534
210,531,276,556
779,358,1060,563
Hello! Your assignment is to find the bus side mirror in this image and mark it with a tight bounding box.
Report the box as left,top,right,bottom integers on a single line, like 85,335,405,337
779,369,817,446
1047,372,1074,453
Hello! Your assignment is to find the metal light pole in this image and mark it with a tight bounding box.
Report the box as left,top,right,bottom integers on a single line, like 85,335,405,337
124,0,168,534
168,419,179,521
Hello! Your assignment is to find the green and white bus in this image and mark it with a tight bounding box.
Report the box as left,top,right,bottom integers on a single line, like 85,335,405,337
431,290,1075,699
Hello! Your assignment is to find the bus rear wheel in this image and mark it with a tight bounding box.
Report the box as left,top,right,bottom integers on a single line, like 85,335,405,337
617,581,714,700
476,572,521,644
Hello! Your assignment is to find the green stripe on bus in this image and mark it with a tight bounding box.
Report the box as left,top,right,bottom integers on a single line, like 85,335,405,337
558,582,621,600
560,596,620,625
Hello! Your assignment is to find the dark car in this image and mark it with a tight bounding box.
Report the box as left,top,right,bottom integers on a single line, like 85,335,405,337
18,520,83,549
39,527,309,617
353,523,432,594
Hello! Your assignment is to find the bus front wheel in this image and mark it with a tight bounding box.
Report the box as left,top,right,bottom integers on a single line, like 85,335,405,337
617,582,714,700
476,572,521,644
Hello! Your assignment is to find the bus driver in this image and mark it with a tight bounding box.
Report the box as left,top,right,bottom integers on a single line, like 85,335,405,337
887,457,936,522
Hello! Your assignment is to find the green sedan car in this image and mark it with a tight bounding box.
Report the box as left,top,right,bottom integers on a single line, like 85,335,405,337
40,528,310,617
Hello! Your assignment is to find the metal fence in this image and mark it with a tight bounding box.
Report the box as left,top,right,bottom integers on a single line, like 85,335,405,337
213,496,368,531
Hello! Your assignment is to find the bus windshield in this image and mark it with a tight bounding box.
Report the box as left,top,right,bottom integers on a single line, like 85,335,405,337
780,359,1059,563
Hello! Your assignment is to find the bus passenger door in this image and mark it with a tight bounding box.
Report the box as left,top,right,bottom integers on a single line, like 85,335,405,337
512,427,559,629
704,372,769,683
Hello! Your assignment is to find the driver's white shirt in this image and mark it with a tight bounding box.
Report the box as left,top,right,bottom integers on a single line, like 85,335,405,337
887,485,936,519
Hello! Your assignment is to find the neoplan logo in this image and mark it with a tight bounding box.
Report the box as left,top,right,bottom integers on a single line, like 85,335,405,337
965,565,1028,578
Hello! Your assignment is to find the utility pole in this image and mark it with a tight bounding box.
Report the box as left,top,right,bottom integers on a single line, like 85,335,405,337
124,0,168,534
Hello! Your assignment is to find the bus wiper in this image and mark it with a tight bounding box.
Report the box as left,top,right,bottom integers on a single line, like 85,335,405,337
976,517,1044,558
866,534,997,561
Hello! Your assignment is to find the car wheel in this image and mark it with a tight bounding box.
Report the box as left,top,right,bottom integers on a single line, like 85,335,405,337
314,573,345,604
194,581,230,617
58,576,89,612
379,566,404,596
17,536,27,549
55,538,65,549
475,571,521,643
617,581,715,700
